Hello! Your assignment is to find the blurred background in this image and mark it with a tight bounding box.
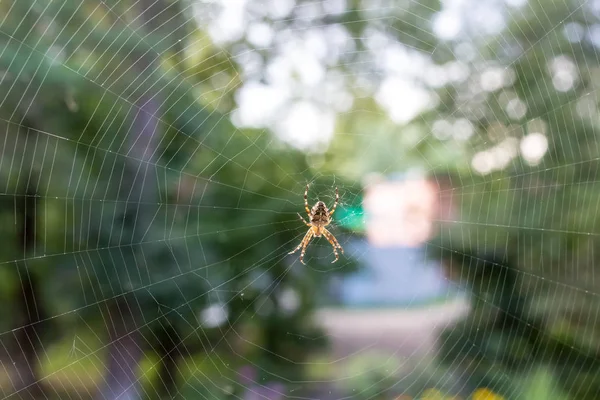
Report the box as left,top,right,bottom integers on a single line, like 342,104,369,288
0,0,598,399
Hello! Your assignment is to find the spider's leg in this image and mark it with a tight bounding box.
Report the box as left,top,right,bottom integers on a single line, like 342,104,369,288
304,184,311,216
289,230,313,265
297,213,310,226
288,230,310,254
323,228,343,263
299,231,314,265
324,234,339,264
329,187,339,216
323,228,344,253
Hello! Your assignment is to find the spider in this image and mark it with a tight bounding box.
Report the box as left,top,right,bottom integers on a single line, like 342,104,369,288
288,184,344,264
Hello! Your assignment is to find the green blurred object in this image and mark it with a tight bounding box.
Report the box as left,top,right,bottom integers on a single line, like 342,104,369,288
522,368,570,400
336,205,365,233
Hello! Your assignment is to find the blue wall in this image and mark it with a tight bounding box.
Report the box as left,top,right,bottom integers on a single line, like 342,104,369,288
330,238,460,308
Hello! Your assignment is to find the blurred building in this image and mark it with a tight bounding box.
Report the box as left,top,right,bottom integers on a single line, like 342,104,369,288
317,173,469,390
330,172,461,307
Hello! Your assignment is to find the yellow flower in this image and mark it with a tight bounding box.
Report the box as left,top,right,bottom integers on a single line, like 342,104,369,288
472,388,505,400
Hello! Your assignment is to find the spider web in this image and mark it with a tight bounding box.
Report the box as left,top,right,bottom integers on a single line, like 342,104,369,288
0,0,597,400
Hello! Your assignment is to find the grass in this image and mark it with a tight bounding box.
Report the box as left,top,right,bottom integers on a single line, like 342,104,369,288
0,331,244,400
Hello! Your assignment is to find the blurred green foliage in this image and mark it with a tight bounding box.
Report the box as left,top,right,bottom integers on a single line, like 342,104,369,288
1,0,600,399
0,0,358,398
419,0,600,397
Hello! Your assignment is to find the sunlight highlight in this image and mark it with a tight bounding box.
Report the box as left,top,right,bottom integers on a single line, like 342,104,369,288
520,132,549,166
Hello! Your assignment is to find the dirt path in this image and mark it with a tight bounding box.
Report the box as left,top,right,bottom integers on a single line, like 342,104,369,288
316,297,469,359
304,297,471,398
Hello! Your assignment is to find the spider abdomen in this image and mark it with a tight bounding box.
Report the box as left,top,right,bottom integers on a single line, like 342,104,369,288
310,201,330,226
